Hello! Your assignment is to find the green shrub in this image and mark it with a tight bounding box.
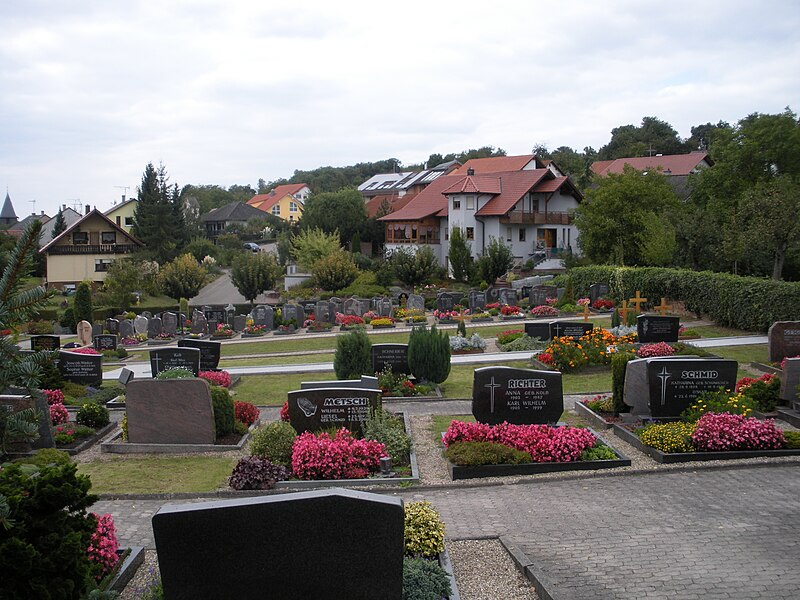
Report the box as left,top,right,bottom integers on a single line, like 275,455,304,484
312,250,358,291
210,386,235,437
402,557,452,600
74,280,94,327
362,408,412,465
500,335,547,352
611,351,636,414
16,447,72,468
333,328,372,380
444,441,532,466
59,307,76,331
637,421,696,453
86,385,124,405
0,462,98,600
580,444,618,461
408,324,451,384
404,501,445,558
62,381,88,398
38,353,65,390
783,431,800,449
249,421,297,466
670,342,713,357
740,376,782,412
76,402,110,428
155,367,195,380
391,246,438,287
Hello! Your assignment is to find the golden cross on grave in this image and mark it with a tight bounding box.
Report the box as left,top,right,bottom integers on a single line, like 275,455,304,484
618,299,630,323
628,290,648,313
655,297,673,316
581,302,590,322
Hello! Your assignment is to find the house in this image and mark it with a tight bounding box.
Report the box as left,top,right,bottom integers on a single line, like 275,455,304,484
39,208,144,290
247,183,310,223
0,191,18,227
5,205,83,246
201,201,267,240
5,212,49,238
590,151,712,198
379,155,582,268
104,197,138,235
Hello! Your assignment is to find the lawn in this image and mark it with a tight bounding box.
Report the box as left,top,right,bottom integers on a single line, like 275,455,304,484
689,325,758,338
77,456,237,494
705,343,769,365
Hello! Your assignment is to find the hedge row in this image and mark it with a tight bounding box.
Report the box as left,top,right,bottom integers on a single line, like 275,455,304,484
568,266,800,332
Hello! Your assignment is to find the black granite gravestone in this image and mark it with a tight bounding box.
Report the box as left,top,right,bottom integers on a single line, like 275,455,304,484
550,321,594,340
436,293,455,312
370,343,410,375
472,366,563,425
287,388,381,434
93,334,118,351
637,314,680,343
589,283,610,302
177,339,222,371
30,335,60,352
104,318,120,335
58,350,103,386
149,347,201,377
524,322,553,341
152,489,404,600
646,358,738,418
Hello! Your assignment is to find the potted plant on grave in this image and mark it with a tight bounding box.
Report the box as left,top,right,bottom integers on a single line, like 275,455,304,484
242,319,267,337
211,323,235,339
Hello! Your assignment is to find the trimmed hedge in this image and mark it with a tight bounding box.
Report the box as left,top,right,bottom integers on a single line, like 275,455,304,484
568,266,800,332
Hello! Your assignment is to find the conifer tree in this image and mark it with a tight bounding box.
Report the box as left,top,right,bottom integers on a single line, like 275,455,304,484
50,209,67,239
132,163,188,264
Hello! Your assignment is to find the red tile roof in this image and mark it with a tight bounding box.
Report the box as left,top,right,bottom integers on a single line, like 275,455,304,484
441,175,502,195
378,176,456,221
365,193,416,218
452,155,537,175
532,176,569,193
475,170,550,216
591,152,710,177
247,184,309,212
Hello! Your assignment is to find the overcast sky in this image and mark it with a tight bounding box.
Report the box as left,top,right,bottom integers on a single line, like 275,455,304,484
1,0,798,218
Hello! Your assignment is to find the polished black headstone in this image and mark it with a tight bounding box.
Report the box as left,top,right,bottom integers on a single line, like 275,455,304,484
589,282,610,302
472,366,563,425
287,387,381,435
93,334,118,351
550,321,594,340
30,335,60,352
149,347,201,377
177,338,221,371
58,350,103,386
371,343,410,375
524,322,553,341
637,315,680,343
152,489,403,600
646,359,738,418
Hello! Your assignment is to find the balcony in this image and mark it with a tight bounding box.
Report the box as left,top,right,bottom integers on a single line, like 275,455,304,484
47,244,141,255
500,211,572,225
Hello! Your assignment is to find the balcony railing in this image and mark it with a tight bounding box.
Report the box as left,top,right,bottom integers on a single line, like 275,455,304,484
46,244,140,255
500,212,572,225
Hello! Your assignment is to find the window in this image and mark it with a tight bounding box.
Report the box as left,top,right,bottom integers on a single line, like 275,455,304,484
466,195,475,210
101,231,116,244
95,259,113,272
452,197,461,210
272,204,281,216
73,232,88,245
125,216,134,227
519,228,526,242
115,216,121,226
289,215,294,221
506,227,512,242
289,202,298,212
466,227,474,240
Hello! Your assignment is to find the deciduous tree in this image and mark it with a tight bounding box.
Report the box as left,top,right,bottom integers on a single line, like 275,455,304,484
231,252,282,305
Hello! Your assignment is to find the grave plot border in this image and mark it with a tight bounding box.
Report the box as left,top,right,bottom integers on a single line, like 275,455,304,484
612,423,800,464
106,547,145,593
445,430,630,480
6,422,117,459
100,420,260,454
573,401,614,430
275,412,420,489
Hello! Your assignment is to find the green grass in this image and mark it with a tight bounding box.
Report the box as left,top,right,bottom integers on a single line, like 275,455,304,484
221,353,333,367
77,456,237,494
690,325,757,338
704,344,769,365
234,373,315,405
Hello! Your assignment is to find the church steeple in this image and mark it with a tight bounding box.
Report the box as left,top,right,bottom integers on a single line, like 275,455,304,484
0,191,19,226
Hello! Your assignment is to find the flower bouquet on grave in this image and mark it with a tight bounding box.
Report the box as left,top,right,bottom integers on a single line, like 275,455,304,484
121,333,146,346
306,318,334,332
337,314,365,329
212,323,235,338
243,324,267,336
433,309,459,323
362,310,378,324
155,331,175,341
500,305,523,319
485,302,501,316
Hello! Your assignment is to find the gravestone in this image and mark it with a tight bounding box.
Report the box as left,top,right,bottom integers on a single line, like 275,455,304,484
624,356,698,416
343,297,359,316
251,305,273,329
498,288,518,306
150,347,201,377
30,335,60,352
407,294,425,312
641,358,738,418
529,285,558,307
105,318,120,335
378,297,393,318
126,379,215,444
485,286,501,303
134,315,149,335
162,312,179,336
329,297,343,315
119,319,134,340
232,315,247,332
147,316,163,338
58,350,102,386
768,321,800,362
93,334,118,351
524,322,553,341
637,314,680,343
472,366,563,425
282,304,304,326
152,489,404,600
287,388,382,435
370,344,410,375
468,290,486,311
76,320,93,346
356,299,371,316
204,308,226,330
178,339,222,371
0,392,54,450
550,321,594,340
301,375,379,390
140,311,153,319
397,292,408,308
589,283,610,303
436,293,454,312
780,358,800,403
191,312,208,334
315,300,333,323
92,323,103,338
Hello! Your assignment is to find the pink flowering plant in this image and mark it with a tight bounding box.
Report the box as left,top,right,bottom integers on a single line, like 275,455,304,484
71,346,100,355
637,342,675,358
87,513,120,581
291,428,387,480
577,298,590,306
442,420,597,463
199,370,231,388
530,305,559,317
43,389,65,405
690,413,785,452
49,402,69,425
433,309,460,320
545,297,558,306
336,313,365,327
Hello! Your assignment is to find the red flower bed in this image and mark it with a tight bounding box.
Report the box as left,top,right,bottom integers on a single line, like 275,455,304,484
234,401,260,426
71,346,100,355
735,372,775,392
592,299,614,310
291,428,387,480
691,413,785,451
199,370,231,388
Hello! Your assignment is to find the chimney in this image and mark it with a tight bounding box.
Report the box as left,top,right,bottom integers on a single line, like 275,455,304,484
85,204,91,215
467,167,475,176
62,204,66,211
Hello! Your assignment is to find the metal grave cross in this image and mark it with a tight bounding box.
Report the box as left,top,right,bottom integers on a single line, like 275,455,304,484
484,376,501,413
628,291,648,313
618,300,630,324
655,297,673,316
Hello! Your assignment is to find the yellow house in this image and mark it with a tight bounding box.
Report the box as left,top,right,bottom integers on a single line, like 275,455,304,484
39,209,144,289
104,198,138,235
247,183,310,223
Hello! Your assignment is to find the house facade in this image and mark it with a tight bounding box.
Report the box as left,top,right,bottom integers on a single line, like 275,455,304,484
247,184,310,223
39,209,144,289
104,198,138,235
379,155,582,268
201,201,266,240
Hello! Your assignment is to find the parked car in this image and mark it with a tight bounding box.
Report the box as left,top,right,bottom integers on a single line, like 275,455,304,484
243,242,260,253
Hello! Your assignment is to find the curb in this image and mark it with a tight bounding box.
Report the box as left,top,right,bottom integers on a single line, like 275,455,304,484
500,536,564,600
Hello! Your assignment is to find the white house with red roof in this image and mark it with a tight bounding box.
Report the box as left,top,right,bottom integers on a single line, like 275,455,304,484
379,155,582,268
247,183,310,223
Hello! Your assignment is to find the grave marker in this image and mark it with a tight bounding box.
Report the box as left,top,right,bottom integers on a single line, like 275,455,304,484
105,318,120,335
30,335,60,352
768,321,800,362
134,315,149,335
524,321,553,341
191,312,208,334
149,347,201,377
637,315,680,343
550,321,593,340
407,294,425,312
126,379,215,444
77,320,93,346
287,387,381,434
498,288,518,306
370,344,410,375
119,319,134,340
468,290,486,311
147,316,163,338
177,339,221,371
93,334,118,351
654,298,673,316
646,358,737,418
628,291,648,313
251,305,274,329
58,350,102,386
588,282,610,303
780,358,800,403
436,293,454,312
162,312,178,335
472,366,563,425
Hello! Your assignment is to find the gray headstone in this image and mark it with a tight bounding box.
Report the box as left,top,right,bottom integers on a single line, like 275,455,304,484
485,286,501,303
498,288,518,306
589,283,610,302
637,315,680,343
407,294,425,312
780,358,800,403
105,318,120,335
768,321,800,362
30,335,60,352
76,320,93,346
251,305,273,328
472,366,563,425
204,308,226,330
343,297,359,316
58,350,102,386
468,290,486,311
329,297,344,315
378,298,393,318
436,293,454,312
529,285,558,307
91,323,103,338
191,312,208,334
152,489,404,600
118,367,135,386
232,315,247,332
315,301,334,323
140,311,153,319
150,347,201,377
282,304,304,326
147,316,163,338
301,375,379,390
371,344,410,375
162,312,179,335
126,379,215,444
119,319,134,339
177,339,221,371
287,387,382,435
93,334,118,351
134,315,149,335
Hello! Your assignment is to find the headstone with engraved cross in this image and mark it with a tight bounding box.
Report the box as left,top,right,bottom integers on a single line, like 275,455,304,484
472,366,563,425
